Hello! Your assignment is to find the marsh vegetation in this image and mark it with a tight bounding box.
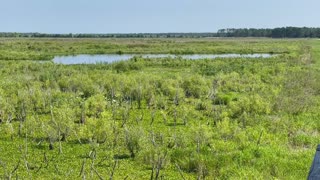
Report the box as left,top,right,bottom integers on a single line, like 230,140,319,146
0,38,318,179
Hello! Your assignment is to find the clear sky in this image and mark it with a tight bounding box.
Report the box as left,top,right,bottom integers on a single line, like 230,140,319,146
1,0,319,33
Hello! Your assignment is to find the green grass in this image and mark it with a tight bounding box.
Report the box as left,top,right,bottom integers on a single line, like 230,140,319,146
0,38,301,60
0,38,318,179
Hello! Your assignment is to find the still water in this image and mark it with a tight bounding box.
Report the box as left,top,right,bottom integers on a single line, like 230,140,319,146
53,54,274,65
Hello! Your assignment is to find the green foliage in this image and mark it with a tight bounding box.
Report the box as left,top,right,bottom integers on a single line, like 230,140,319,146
124,127,142,158
0,38,318,179
85,94,107,118
79,115,111,143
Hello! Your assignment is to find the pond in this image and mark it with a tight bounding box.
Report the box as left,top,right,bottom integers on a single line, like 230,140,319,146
53,54,275,65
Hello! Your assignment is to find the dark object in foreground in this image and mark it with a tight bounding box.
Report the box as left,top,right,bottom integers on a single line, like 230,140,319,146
308,145,320,180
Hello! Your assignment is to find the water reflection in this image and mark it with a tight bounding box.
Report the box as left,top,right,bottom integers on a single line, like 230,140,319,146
53,54,275,65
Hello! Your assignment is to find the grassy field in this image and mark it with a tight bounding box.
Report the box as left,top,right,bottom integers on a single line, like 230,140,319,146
0,38,319,179
0,38,300,60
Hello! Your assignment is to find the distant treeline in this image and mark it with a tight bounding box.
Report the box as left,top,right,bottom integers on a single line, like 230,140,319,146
1,27,320,38
0,32,217,38
217,27,320,38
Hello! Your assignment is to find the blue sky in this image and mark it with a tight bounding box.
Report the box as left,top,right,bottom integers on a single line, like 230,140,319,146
1,0,319,33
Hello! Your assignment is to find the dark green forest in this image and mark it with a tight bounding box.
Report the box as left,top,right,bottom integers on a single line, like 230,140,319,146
217,27,320,38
